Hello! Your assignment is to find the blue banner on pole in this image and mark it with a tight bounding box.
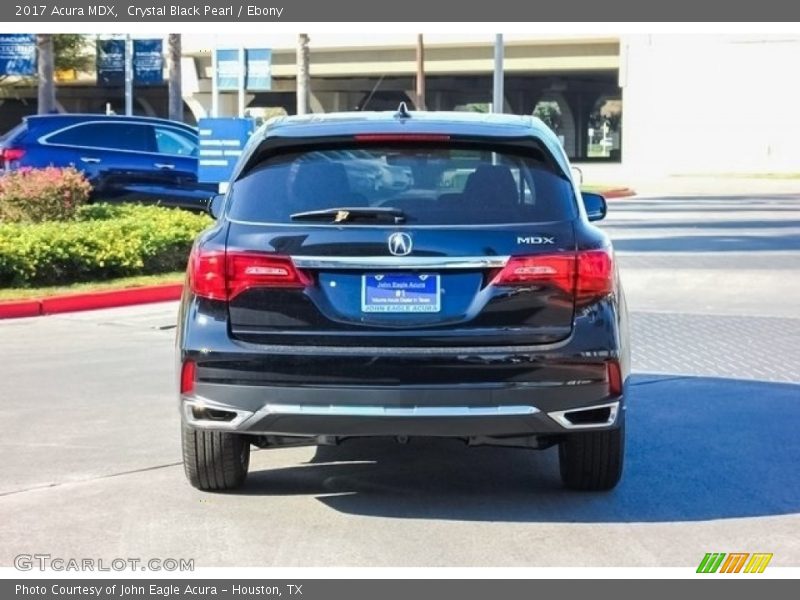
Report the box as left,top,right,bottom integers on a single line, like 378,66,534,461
133,39,163,85
0,34,37,77
246,48,272,91
97,39,125,86
197,118,255,184
216,49,240,91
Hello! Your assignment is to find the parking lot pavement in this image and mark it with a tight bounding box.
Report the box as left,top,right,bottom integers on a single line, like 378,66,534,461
0,194,798,567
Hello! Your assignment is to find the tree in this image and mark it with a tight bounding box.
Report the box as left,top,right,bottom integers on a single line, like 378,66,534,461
533,100,563,134
52,34,92,74
37,34,55,114
167,34,182,122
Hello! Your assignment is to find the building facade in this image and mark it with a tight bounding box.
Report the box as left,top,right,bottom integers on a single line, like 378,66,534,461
1,33,799,176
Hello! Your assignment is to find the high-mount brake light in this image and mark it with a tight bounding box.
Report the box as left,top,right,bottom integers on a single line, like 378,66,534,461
353,134,451,142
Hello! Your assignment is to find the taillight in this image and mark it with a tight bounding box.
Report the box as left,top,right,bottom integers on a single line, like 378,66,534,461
187,249,227,300
188,248,310,301
1,147,25,162
492,249,614,304
492,254,575,290
226,252,310,299
180,360,196,395
575,249,614,303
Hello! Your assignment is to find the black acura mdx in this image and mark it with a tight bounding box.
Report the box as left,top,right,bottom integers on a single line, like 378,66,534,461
177,109,630,492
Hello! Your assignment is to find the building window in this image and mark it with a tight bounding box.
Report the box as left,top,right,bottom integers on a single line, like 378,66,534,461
587,96,622,161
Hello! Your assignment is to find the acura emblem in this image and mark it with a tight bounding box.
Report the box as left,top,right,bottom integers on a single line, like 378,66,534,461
388,232,412,256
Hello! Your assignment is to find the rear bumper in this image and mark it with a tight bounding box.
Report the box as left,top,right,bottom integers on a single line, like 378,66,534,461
177,292,630,439
180,382,623,437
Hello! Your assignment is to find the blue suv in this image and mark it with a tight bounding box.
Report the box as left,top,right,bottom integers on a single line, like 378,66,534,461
0,114,216,210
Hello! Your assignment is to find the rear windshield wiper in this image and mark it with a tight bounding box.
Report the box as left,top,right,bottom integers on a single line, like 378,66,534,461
290,207,406,224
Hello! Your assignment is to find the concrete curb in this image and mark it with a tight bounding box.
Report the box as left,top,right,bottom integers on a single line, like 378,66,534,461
0,283,183,320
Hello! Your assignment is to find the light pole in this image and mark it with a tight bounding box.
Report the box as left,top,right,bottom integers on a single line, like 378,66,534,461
211,43,219,117
415,34,426,111
296,34,310,115
237,45,246,118
492,34,504,113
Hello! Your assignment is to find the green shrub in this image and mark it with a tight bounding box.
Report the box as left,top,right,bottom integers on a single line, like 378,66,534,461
0,204,212,286
0,167,92,223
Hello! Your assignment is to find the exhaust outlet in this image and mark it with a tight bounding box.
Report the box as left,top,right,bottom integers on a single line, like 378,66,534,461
182,399,254,430
191,406,237,422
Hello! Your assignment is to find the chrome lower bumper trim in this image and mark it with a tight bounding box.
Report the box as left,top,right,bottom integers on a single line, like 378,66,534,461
184,395,620,433
182,397,541,430
547,401,620,429
254,404,540,417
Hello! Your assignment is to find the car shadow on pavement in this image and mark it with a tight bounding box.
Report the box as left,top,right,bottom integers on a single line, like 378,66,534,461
611,234,800,253
612,193,800,206
607,219,800,231
242,374,800,523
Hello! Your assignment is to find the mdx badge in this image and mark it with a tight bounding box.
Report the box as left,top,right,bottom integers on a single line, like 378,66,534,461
517,236,555,244
388,232,413,256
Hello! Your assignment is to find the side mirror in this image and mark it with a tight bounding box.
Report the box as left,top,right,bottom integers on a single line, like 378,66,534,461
207,194,224,220
581,191,607,222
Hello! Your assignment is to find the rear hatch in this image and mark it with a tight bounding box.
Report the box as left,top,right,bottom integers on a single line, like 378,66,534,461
220,138,581,347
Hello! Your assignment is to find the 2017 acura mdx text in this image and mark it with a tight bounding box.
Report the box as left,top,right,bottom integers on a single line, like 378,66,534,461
176,108,630,492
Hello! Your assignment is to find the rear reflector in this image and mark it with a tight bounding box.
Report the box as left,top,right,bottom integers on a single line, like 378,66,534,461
492,249,614,304
353,134,451,143
1,147,25,162
607,361,623,396
180,360,196,395
188,248,310,301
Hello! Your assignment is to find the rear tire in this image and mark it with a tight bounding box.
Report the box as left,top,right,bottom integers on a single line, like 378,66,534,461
182,424,251,491
558,422,624,491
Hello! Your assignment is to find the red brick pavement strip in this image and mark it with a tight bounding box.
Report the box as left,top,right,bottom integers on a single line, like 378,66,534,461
0,283,183,320
0,298,43,319
602,187,636,199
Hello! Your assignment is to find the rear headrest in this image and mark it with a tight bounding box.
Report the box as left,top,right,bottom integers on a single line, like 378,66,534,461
463,165,518,207
290,161,351,208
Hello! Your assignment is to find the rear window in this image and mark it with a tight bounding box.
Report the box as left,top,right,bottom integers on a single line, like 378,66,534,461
228,144,576,225
0,123,26,144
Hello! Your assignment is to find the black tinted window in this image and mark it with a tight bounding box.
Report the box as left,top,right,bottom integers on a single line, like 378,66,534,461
229,145,576,225
48,123,154,153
